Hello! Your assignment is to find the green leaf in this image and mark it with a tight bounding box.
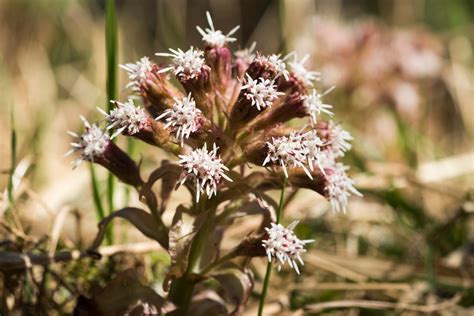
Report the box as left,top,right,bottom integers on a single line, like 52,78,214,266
187,290,228,316
211,264,254,315
87,207,169,251
163,206,206,291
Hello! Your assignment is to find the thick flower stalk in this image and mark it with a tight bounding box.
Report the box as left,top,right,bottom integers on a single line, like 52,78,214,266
66,11,362,314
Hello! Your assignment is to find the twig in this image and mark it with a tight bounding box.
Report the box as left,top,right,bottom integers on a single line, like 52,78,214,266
304,294,462,313
293,282,411,292
0,241,163,271
304,253,369,283
49,207,73,256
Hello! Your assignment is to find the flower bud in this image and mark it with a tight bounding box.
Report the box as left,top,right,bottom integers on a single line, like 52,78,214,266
66,117,143,187
97,142,144,187
250,92,306,131
230,74,283,127
205,46,232,89
120,58,182,117
315,120,353,157
141,65,183,116
233,42,256,79
99,100,180,155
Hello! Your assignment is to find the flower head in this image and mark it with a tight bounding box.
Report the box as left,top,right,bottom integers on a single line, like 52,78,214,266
289,54,320,87
323,163,362,212
178,143,232,202
65,116,110,168
156,47,205,80
263,130,325,179
241,74,283,111
300,130,326,173
157,93,203,145
196,11,240,47
303,87,334,125
327,121,353,157
119,57,153,91
255,53,291,80
235,42,257,63
262,220,314,274
99,99,149,138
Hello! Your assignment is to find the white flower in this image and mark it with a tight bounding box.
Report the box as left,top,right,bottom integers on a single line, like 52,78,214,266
178,143,232,202
98,99,148,139
289,54,320,87
327,121,353,157
241,74,283,111
303,87,334,125
156,47,205,80
256,52,293,79
323,163,362,213
235,42,257,63
119,57,153,91
65,116,110,168
196,11,240,47
300,130,326,173
157,93,202,145
262,220,314,274
263,130,326,179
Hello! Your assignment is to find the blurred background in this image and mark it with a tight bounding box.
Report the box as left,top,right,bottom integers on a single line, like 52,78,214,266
0,0,473,314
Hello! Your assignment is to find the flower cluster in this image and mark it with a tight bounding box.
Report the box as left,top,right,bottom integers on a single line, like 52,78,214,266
156,47,206,80
241,74,283,111
157,93,203,145
196,11,239,48
99,99,149,138
178,143,232,202
66,116,110,168
66,11,361,282
263,130,324,179
262,221,314,274
119,57,153,91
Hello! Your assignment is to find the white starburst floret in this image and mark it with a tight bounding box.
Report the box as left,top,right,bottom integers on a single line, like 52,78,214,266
300,130,326,173
262,220,314,274
263,130,327,179
98,99,148,139
178,143,233,202
157,93,202,145
235,42,257,63
327,121,353,157
289,54,321,87
119,57,153,91
196,11,240,47
263,132,311,179
257,52,293,80
156,47,205,80
241,74,283,111
65,116,110,168
323,163,362,213
303,87,335,125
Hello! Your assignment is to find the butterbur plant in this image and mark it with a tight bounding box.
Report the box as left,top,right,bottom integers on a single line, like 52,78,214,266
67,11,361,315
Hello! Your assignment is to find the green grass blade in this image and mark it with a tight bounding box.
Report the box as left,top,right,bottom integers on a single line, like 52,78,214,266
7,109,17,209
105,0,118,244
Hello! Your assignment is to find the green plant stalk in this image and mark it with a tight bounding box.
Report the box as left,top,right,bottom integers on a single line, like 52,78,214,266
90,165,112,245
169,201,215,313
105,0,118,243
7,109,16,209
124,138,135,205
258,178,287,316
